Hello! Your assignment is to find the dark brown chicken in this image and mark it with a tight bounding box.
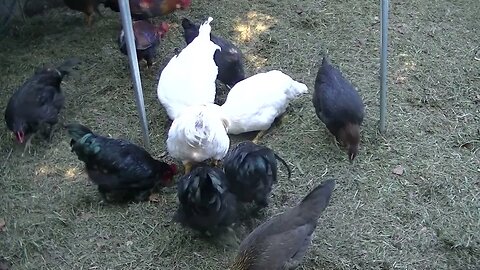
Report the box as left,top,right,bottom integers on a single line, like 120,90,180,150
4,58,79,154
63,0,107,26
231,179,335,270
118,20,169,68
104,0,191,19
312,56,365,163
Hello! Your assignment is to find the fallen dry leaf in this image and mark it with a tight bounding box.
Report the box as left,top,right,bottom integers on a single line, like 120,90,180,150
392,165,405,176
0,218,5,232
460,142,474,150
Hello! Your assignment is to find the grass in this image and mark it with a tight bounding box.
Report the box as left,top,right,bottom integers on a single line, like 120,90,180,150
0,0,479,269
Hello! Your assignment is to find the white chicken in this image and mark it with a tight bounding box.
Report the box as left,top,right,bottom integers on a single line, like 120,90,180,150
166,103,230,174
221,70,308,143
157,17,220,120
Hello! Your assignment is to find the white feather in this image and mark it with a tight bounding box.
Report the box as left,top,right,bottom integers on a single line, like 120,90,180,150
221,70,308,134
167,103,230,164
157,17,221,120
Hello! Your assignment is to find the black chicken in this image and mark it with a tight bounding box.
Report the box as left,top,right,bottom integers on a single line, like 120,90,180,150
231,179,335,270
312,56,365,162
181,18,245,88
175,165,237,234
66,123,177,202
4,58,79,154
223,141,291,209
118,20,169,68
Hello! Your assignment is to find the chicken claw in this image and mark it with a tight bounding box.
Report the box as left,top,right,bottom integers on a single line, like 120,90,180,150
41,124,55,142
211,159,221,167
22,134,35,156
85,14,93,27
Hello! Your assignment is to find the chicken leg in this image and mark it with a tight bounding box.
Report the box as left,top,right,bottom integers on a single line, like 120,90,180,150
22,134,35,156
183,162,193,174
210,159,221,167
85,14,93,27
41,123,55,142
252,130,267,144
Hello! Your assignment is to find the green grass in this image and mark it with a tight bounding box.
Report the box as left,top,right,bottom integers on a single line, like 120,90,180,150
1,0,479,269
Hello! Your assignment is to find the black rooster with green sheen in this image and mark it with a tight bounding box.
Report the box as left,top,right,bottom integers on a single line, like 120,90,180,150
5,58,79,153
175,165,237,234
66,123,177,202
223,141,291,208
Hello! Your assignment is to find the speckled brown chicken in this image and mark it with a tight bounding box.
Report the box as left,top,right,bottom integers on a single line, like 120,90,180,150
230,179,335,270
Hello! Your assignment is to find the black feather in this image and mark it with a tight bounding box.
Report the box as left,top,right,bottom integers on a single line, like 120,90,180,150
176,165,237,234
224,141,290,208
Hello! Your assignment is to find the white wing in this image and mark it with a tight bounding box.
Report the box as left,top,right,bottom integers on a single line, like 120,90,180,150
157,17,220,120
221,70,308,134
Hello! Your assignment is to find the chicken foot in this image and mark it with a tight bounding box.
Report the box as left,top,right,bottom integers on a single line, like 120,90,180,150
210,159,221,167
252,112,287,144
85,14,93,27
22,134,35,156
41,123,55,142
252,130,267,144
183,162,193,175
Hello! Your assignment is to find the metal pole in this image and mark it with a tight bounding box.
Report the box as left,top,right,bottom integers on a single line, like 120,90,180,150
118,0,150,148
379,0,389,134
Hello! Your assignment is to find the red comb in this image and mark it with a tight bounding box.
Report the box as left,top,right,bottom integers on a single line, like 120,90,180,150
180,0,191,8
170,164,178,174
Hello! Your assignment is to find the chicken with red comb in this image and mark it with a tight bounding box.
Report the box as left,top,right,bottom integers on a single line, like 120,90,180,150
66,123,178,202
4,58,80,154
104,0,191,19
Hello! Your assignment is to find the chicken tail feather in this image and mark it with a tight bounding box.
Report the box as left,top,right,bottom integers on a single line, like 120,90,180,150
66,123,92,142
274,153,292,180
66,123,101,161
198,17,213,40
299,179,335,220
